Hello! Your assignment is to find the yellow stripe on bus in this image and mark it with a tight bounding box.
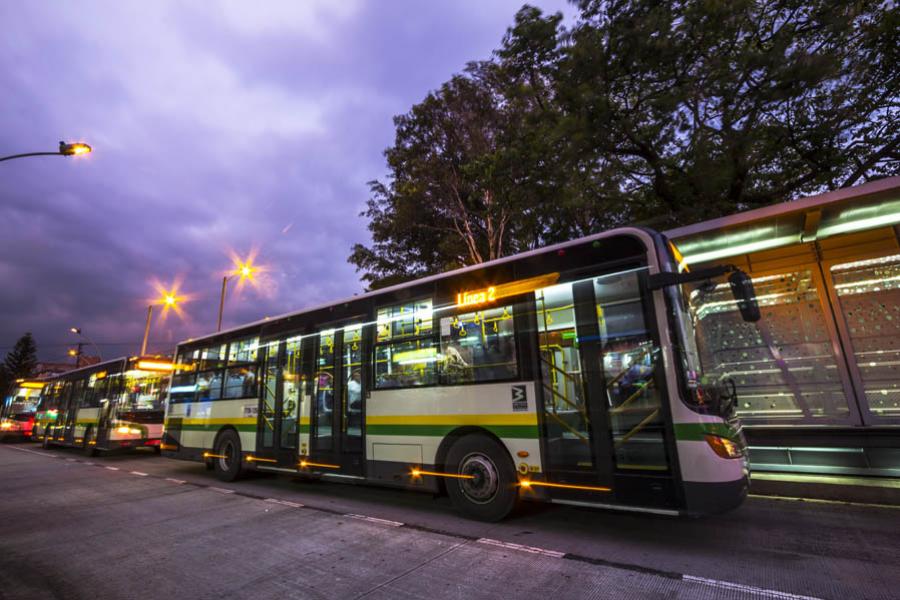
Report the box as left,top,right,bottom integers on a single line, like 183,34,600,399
366,413,538,426
169,417,257,426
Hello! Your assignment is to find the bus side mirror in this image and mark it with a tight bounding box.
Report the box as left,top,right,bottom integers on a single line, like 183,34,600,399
728,270,760,323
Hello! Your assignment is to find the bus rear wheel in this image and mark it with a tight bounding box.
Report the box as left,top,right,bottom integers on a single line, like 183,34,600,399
445,434,518,522
212,430,244,482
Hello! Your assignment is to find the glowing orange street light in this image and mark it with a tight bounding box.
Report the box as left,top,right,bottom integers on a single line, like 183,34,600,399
216,253,263,332
0,141,92,162
59,142,92,156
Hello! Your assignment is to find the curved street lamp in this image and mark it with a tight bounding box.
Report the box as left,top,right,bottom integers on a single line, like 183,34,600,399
69,327,103,361
0,141,92,163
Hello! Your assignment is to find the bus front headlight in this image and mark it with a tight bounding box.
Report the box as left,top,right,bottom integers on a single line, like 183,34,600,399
116,426,141,435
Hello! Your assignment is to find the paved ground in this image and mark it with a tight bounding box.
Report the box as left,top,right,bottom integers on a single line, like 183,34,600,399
1,444,898,600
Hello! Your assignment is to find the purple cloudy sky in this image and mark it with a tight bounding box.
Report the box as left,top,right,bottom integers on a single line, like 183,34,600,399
0,1,569,362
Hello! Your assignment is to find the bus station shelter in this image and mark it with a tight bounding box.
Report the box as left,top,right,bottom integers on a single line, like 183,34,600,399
667,177,900,478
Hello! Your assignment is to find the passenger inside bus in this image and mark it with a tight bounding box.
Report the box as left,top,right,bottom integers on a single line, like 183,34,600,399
316,371,333,413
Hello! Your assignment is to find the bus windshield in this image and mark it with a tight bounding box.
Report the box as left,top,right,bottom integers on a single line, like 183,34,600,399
119,372,168,412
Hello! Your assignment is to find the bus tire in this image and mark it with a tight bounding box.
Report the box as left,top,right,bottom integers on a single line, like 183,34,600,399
445,434,518,522
83,428,98,457
212,429,244,482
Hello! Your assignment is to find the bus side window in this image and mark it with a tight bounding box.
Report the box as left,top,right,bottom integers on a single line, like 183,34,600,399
439,306,518,385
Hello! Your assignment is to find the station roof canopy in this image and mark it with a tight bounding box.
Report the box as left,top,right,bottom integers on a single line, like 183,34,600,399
665,177,900,266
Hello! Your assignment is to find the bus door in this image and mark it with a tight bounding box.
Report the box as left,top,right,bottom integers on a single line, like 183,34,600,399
308,324,367,476
96,374,120,447
535,268,675,508
256,338,303,467
61,381,81,443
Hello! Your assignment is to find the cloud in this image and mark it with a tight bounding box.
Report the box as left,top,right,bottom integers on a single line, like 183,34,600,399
0,0,570,362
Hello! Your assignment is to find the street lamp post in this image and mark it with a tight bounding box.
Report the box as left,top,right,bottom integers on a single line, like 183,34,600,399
69,327,103,361
0,141,92,163
216,263,254,332
140,293,178,356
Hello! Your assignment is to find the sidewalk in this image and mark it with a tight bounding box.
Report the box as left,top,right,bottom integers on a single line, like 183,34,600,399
750,471,900,506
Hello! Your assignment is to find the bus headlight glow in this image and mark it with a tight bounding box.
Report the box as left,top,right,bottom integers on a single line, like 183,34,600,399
0,421,13,429
116,426,142,435
705,434,743,459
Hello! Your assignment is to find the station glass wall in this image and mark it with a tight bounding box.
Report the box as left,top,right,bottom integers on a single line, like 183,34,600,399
685,229,900,427
830,253,900,419
690,269,851,423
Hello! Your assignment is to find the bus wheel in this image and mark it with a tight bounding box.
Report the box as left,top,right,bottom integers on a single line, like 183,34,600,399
83,428,98,457
212,430,244,482
445,434,518,522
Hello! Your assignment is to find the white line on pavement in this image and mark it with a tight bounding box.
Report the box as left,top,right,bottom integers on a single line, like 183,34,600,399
9,446,57,458
209,487,235,494
105,466,119,471
683,575,823,600
164,478,186,484
130,471,148,476
477,538,565,559
344,513,404,527
265,498,305,508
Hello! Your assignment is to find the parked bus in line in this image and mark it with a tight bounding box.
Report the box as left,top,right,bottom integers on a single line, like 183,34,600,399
0,379,46,441
37,356,174,455
162,227,760,520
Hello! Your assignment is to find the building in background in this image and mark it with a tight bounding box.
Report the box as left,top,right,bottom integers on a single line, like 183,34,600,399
33,362,78,379
668,176,900,477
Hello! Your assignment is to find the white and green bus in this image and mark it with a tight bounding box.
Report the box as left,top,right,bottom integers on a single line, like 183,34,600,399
38,356,173,455
162,227,759,520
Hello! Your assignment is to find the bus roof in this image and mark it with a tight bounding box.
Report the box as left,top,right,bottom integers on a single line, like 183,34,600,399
40,356,173,381
178,225,662,348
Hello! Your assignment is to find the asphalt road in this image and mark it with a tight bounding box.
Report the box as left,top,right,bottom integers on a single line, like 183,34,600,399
1,444,897,600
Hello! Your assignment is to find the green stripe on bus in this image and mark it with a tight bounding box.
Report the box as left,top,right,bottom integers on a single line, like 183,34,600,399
366,424,539,439
673,422,737,441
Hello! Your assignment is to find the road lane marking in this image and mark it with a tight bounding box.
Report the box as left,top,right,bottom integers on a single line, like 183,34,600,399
478,537,565,558
345,513,403,527
130,471,148,476
105,466,119,471
9,446,60,458
683,575,823,600
165,478,186,484
265,498,304,508
209,487,235,494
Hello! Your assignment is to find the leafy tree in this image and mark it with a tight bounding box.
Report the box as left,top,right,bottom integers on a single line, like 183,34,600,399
561,0,899,225
351,1,898,289
349,9,576,289
0,364,10,401
4,332,38,381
